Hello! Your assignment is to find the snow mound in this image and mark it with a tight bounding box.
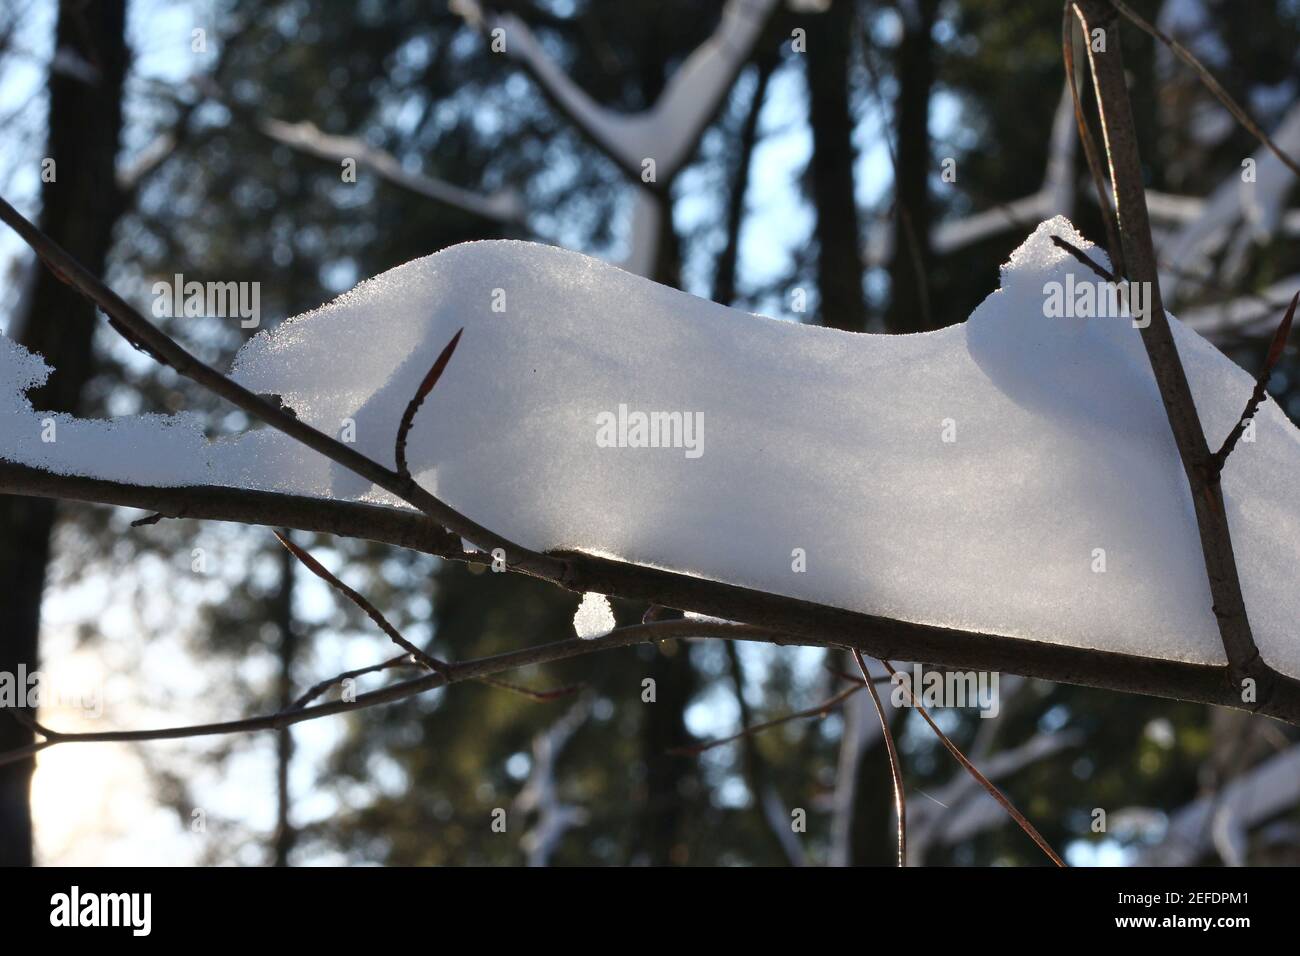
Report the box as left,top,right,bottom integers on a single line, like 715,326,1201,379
5,218,1300,678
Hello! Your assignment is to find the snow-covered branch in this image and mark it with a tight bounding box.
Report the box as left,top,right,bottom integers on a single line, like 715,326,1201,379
455,0,780,186
255,117,526,225
1134,744,1300,865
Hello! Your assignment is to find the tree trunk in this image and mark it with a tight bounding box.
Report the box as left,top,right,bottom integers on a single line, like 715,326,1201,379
272,533,298,866
806,0,869,332
0,0,128,866
885,0,938,333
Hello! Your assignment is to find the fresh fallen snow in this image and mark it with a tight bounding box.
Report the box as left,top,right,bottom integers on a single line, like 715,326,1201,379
573,593,615,640
4,218,1300,678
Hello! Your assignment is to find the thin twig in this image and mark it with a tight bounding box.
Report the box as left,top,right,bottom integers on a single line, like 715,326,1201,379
1209,291,1298,478
853,649,906,867
1064,4,1126,276
1109,0,1300,179
1050,233,1118,282
395,328,462,478
0,619,783,769
875,660,1066,867
274,530,448,674
668,682,867,756
274,530,578,703
291,654,413,710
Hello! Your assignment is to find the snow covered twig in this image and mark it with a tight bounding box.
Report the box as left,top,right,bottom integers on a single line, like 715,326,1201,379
0,194,565,582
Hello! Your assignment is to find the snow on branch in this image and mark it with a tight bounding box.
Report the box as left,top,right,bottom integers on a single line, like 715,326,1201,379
1135,745,1300,865
4,190,1300,723
455,0,780,185
1158,102,1300,305
255,117,527,224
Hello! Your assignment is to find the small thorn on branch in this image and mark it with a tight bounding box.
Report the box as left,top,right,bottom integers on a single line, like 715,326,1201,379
395,327,463,478
1208,291,1298,480
130,512,166,527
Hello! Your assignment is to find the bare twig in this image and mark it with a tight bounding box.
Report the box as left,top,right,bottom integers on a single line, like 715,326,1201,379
395,328,462,478
1109,0,1300,179
0,619,783,768
1064,5,1126,276
1209,291,1298,477
274,530,578,702
876,660,1066,867
290,654,413,710
668,682,866,757
1050,233,1117,282
274,530,447,674
854,649,907,866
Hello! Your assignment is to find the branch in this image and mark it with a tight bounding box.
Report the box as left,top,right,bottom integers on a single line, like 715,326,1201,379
1071,1,1300,713
876,660,1065,867
456,0,780,186
1064,6,1125,275
854,649,907,867
252,114,526,225
395,328,462,478
668,681,867,757
6,455,1300,723
1208,291,1297,477
0,619,776,768
276,529,578,702
0,193,565,582
1109,0,1300,178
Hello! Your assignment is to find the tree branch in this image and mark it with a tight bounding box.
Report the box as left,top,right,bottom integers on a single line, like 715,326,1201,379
0,193,565,582
1071,1,1300,715
5,456,1300,723
0,619,778,768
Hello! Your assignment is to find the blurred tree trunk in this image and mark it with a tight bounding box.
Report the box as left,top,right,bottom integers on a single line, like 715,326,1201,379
272,533,298,866
806,0,868,332
0,0,128,867
885,0,938,333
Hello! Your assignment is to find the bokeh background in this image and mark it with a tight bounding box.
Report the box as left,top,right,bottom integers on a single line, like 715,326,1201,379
2,0,1300,866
